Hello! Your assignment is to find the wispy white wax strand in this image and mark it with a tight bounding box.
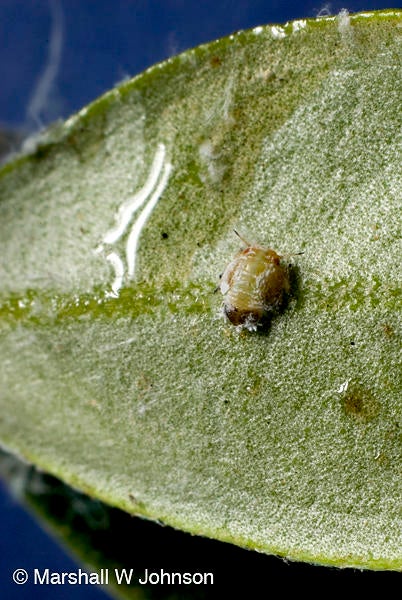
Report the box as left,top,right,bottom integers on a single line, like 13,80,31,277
103,143,166,245
106,252,125,297
126,162,172,279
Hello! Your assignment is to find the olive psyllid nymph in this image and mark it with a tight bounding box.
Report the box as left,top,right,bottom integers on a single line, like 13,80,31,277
220,230,302,331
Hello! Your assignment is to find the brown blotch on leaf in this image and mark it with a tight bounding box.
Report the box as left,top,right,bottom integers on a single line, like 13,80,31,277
382,323,394,338
210,55,222,67
341,383,380,423
128,493,145,510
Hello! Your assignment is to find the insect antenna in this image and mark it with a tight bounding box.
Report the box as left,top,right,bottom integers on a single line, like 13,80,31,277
233,229,251,247
281,251,305,259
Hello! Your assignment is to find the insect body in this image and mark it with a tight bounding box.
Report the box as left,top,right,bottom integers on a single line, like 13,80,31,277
220,231,300,330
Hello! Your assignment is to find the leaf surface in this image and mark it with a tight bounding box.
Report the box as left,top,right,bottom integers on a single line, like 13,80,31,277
0,11,401,569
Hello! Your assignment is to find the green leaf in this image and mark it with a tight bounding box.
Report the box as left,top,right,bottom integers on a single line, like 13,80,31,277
0,11,401,570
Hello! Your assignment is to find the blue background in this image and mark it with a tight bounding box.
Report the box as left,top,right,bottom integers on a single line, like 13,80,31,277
0,1,398,598
0,0,396,130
